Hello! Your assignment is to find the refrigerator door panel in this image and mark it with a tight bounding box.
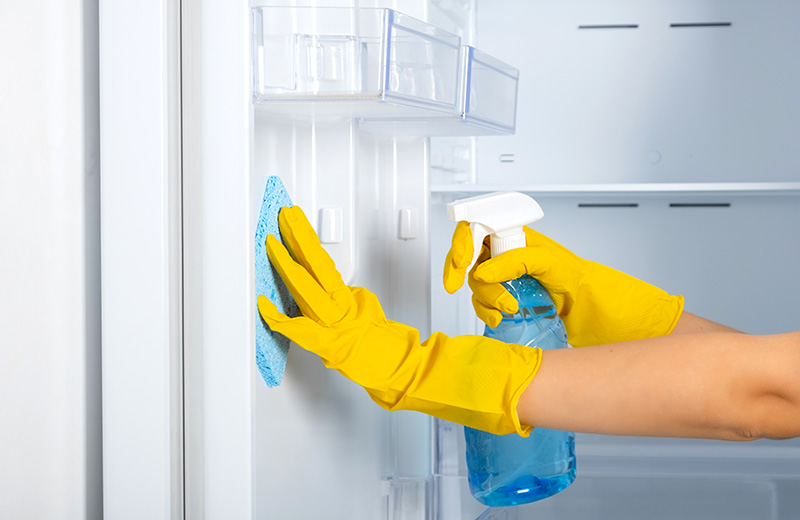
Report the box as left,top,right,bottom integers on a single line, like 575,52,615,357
250,117,434,519
254,347,390,518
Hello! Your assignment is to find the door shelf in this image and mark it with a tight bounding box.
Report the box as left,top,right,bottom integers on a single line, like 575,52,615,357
252,7,520,136
252,7,461,118
359,46,520,136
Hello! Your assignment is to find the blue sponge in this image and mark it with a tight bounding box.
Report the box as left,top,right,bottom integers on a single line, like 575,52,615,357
255,176,297,387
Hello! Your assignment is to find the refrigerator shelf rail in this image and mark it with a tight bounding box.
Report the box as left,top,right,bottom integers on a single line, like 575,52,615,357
431,182,800,195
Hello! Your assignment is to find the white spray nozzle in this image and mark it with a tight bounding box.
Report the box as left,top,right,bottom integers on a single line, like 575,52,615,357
446,191,544,275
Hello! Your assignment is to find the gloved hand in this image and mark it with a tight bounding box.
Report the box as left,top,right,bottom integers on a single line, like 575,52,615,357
258,206,542,436
443,221,684,347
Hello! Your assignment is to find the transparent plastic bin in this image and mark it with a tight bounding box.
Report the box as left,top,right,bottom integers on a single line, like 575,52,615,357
252,7,462,118
360,46,520,136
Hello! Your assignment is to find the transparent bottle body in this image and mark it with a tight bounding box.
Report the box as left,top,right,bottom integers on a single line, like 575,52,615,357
464,275,576,507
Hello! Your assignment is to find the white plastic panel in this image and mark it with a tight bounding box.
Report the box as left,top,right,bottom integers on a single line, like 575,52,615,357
252,113,433,520
252,115,358,283
473,0,800,186
100,0,184,519
182,0,256,518
254,348,390,519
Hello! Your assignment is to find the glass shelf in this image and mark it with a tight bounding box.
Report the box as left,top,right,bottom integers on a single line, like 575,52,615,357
252,7,462,118
430,182,800,195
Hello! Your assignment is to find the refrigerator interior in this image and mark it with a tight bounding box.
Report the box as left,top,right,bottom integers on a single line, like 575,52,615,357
429,1,800,519
189,0,800,519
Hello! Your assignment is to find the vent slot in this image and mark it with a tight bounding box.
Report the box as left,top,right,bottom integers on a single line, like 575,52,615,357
669,203,732,208
578,203,639,208
578,24,638,30
670,22,732,28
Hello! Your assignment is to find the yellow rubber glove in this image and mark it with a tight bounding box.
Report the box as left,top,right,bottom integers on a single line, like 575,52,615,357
443,221,684,347
258,206,542,436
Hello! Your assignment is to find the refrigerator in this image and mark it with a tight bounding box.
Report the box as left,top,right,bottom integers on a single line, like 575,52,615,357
98,0,800,519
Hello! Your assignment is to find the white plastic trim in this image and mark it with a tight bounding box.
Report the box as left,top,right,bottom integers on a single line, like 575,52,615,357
182,0,256,518
99,0,183,518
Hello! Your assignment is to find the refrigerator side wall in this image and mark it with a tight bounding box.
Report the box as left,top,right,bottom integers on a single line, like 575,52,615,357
0,1,101,518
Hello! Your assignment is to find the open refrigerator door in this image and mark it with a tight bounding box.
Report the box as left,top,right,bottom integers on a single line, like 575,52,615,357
182,1,527,518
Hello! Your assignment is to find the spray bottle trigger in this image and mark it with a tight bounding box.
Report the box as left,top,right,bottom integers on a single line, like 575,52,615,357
466,222,493,276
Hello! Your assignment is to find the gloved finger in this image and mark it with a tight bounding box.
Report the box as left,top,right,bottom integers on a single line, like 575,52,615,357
523,226,580,258
472,246,562,285
266,234,346,326
278,206,345,294
257,294,293,324
442,221,474,294
468,276,519,316
257,295,336,360
471,296,504,329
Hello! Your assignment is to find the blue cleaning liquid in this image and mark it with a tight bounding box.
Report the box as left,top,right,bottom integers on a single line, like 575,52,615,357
464,275,576,507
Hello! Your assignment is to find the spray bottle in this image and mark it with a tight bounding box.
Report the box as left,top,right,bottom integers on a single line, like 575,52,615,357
447,191,576,507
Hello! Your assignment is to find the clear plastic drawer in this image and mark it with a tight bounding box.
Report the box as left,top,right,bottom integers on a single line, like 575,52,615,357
360,45,520,136
252,7,462,118
462,46,519,133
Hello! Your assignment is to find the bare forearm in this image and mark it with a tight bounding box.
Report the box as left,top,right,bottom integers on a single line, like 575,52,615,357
671,311,742,334
518,331,800,441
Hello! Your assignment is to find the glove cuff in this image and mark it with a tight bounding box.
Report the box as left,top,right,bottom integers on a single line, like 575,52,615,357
381,333,544,437
508,351,541,437
661,294,685,336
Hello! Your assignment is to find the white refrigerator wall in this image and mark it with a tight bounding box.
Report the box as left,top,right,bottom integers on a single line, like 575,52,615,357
473,0,800,186
0,1,101,518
